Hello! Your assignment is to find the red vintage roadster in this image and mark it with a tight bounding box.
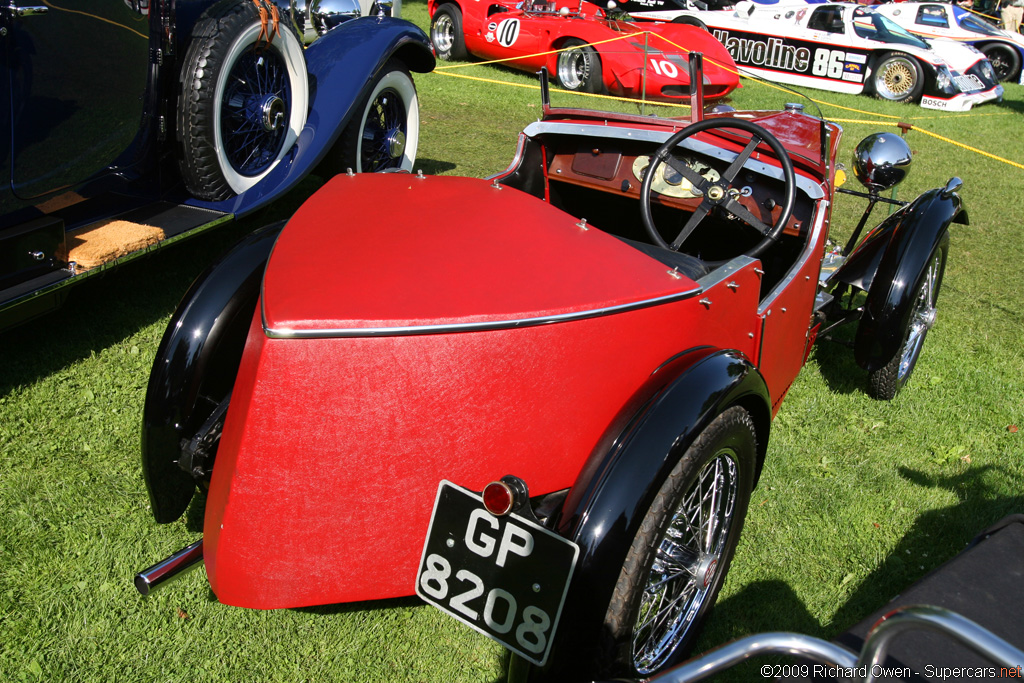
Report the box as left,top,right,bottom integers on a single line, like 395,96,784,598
136,70,963,680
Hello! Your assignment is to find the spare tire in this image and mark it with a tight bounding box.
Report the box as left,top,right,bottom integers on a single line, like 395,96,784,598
177,0,309,200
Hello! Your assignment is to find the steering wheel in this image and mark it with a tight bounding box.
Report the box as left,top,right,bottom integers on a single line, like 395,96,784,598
640,118,797,260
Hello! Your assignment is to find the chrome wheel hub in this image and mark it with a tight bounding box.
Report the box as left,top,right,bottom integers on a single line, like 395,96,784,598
260,95,286,132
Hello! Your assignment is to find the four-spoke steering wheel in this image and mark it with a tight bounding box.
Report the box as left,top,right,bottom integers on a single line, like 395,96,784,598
640,118,797,260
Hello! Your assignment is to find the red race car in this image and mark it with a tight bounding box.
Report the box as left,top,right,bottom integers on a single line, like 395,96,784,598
428,0,740,101
136,72,961,680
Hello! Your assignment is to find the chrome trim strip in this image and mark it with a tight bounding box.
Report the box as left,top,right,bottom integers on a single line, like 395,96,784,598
758,200,828,314
520,121,825,200
696,255,758,291
264,286,702,339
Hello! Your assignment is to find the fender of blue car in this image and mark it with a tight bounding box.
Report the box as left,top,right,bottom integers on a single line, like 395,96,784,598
185,17,435,218
141,221,284,524
529,347,771,679
842,187,963,372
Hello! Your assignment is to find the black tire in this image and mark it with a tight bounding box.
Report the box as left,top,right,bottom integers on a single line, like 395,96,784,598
868,245,946,400
431,4,467,61
603,406,757,676
871,52,924,104
325,60,420,175
980,42,1021,82
555,39,604,94
671,15,709,31
177,0,308,201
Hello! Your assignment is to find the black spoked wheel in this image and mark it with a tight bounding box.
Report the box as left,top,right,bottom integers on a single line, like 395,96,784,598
431,4,468,61
981,43,1021,82
326,60,419,174
872,52,924,104
556,39,604,94
868,246,946,400
178,0,308,200
605,406,756,676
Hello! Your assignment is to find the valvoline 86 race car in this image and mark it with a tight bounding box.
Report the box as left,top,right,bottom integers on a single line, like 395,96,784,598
428,0,740,101
134,67,964,680
873,1,1024,83
625,1,1003,110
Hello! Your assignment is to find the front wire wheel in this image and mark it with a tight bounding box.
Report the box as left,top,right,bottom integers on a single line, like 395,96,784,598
329,61,419,174
605,406,756,676
868,246,946,400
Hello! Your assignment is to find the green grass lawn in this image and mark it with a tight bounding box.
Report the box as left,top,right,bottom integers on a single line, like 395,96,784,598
2,2,1023,680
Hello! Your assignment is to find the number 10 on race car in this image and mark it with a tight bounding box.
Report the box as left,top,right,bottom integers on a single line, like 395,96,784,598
416,481,580,666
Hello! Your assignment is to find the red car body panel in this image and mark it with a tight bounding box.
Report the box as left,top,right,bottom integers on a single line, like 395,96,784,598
202,170,785,609
263,175,697,331
428,0,741,101
191,108,845,610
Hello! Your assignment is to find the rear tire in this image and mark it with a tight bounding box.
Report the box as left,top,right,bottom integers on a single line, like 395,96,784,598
871,52,924,104
867,245,946,400
603,406,756,676
556,39,604,94
431,4,468,61
980,42,1021,82
671,16,709,31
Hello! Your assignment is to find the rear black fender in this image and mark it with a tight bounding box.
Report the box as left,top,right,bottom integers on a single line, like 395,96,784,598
141,221,284,524
844,187,962,371
534,348,770,679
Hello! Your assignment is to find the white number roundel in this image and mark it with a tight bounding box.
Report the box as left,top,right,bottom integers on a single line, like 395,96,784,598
496,18,521,48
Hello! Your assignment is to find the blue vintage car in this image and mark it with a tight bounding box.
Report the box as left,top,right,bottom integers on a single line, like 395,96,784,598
0,0,433,329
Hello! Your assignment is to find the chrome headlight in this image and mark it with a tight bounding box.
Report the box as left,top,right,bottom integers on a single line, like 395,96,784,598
853,133,912,191
284,0,363,45
934,65,952,91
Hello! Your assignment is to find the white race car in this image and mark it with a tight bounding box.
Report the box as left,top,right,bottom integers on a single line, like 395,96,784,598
625,1,1004,110
873,1,1024,82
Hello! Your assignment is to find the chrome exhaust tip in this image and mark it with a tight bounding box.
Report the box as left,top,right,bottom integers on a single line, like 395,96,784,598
134,538,204,596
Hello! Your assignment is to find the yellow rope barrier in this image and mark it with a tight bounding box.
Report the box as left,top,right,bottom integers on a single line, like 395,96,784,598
431,32,1024,170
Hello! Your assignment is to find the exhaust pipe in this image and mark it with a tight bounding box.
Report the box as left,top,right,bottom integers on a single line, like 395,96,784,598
134,538,204,596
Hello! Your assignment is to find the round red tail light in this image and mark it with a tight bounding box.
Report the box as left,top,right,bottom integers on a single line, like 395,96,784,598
482,480,514,516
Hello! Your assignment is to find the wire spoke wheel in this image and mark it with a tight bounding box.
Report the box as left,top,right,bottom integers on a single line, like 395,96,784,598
632,453,738,673
359,86,408,172
221,47,291,176
898,248,942,381
602,406,756,678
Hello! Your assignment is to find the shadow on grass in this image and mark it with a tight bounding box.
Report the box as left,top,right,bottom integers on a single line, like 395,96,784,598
693,465,1023,681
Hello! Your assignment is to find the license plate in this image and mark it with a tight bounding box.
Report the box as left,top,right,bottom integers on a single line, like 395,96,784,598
416,481,579,666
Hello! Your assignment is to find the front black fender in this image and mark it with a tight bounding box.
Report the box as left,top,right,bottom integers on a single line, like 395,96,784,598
534,348,771,679
849,187,961,371
141,221,283,523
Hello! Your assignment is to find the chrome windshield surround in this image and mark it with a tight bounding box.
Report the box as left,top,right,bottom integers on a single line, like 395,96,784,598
521,121,825,200
263,286,702,339
759,199,829,314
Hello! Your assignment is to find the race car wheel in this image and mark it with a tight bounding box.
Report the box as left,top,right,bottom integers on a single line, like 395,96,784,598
328,61,419,174
871,52,924,104
431,4,468,61
178,0,309,201
640,117,796,260
980,43,1021,82
556,39,604,94
867,244,946,400
604,407,756,676
671,16,709,31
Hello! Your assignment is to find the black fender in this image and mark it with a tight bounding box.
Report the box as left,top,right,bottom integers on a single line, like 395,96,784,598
534,347,771,679
846,187,962,371
184,17,435,217
141,221,284,524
